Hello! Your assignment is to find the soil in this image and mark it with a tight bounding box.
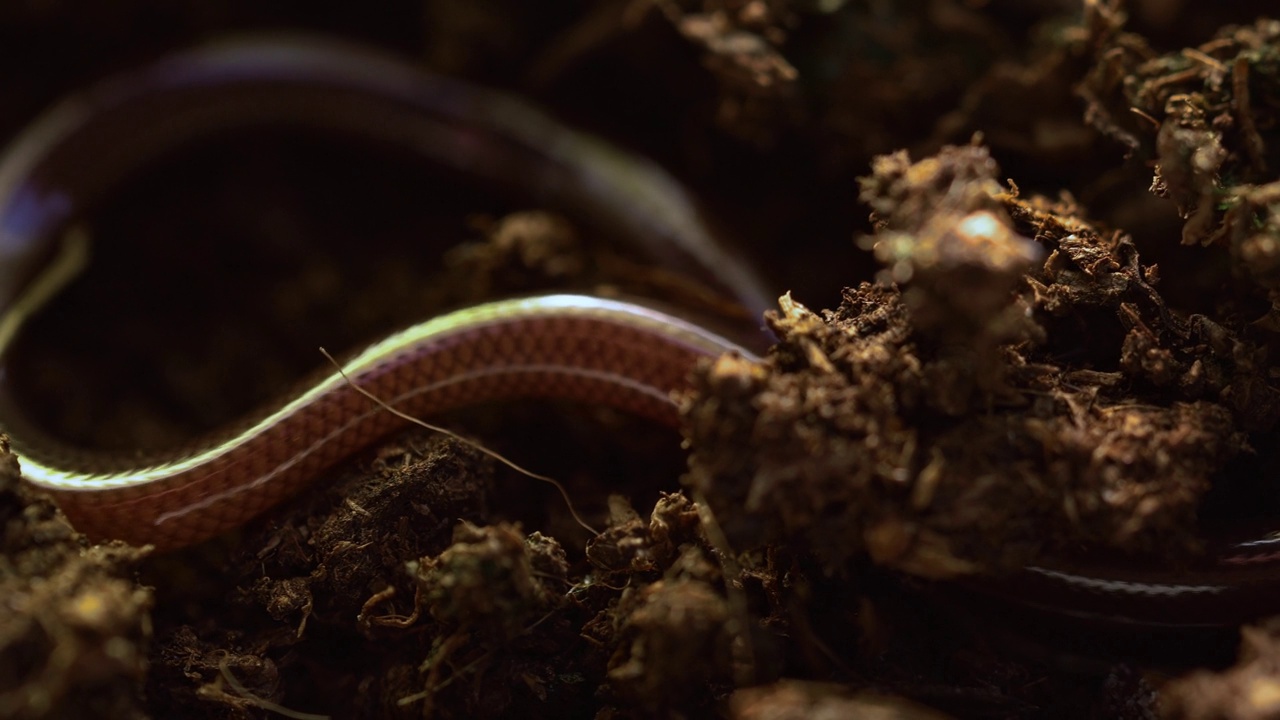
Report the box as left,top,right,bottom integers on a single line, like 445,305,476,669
4,1,1280,718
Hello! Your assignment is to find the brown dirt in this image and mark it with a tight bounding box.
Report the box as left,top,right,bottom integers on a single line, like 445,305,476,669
5,1,1280,718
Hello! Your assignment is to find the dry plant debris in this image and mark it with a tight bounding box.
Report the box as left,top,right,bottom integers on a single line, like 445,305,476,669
687,142,1245,580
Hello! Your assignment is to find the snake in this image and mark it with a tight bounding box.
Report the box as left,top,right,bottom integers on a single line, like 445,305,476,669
3,34,1279,638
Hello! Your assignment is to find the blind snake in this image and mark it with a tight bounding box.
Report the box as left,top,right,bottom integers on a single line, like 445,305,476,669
2,34,1279,640
0,35,772,550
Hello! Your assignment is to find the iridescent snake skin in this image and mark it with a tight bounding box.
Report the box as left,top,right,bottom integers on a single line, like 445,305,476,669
0,36,773,551
4,34,1280,638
